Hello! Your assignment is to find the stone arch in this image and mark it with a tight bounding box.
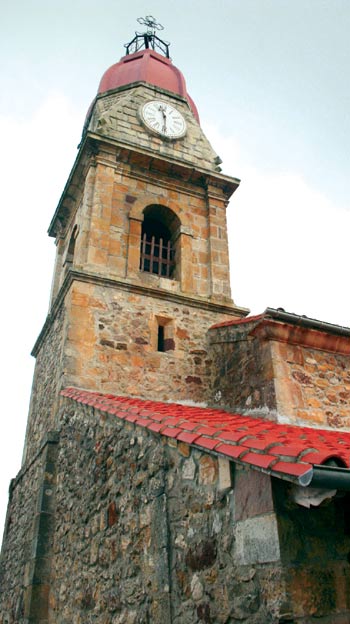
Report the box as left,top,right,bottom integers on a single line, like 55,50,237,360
129,194,191,232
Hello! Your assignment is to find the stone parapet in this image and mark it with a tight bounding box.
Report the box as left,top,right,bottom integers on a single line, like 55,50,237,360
209,308,350,429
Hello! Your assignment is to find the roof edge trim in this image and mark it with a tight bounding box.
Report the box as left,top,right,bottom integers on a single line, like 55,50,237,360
59,387,350,491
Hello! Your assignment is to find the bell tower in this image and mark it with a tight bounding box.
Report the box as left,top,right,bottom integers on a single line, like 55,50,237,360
23,19,247,463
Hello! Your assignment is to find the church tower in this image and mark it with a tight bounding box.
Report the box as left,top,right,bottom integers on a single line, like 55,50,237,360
4,20,350,624
23,19,247,465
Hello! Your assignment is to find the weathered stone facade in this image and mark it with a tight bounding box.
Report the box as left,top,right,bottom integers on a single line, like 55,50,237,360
24,272,243,468
23,307,65,463
57,278,237,400
272,341,350,428
50,400,283,624
0,433,58,623
3,398,350,623
209,312,350,429
88,83,221,172
51,402,289,623
24,73,246,466
49,136,238,305
2,35,350,624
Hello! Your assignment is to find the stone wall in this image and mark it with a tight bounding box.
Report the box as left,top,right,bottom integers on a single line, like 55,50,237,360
3,396,350,623
271,340,350,428
48,397,284,623
61,278,237,404
51,138,235,306
208,319,277,417
89,83,220,172
209,318,350,429
0,462,41,623
24,306,66,463
0,434,57,623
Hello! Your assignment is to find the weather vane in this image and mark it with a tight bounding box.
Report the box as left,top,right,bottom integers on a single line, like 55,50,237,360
137,16,164,35
125,16,170,58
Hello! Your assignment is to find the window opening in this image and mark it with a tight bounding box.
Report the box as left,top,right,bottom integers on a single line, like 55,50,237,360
140,207,179,279
65,225,78,266
140,232,175,277
157,325,165,352
155,316,175,353
68,231,76,259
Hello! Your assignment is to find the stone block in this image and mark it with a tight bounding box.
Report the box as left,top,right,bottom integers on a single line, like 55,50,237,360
234,513,280,565
199,455,217,485
182,456,196,480
218,457,232,491
234,468,274,522
178,442,191,457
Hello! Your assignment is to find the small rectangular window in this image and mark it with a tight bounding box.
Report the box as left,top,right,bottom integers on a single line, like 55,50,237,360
154,316,175,353
157,325,165,352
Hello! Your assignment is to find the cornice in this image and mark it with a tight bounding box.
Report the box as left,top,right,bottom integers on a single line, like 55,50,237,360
209,312,350,355
92,148,208,199
48,130,240,239
251,319,350,355
87,132,240,190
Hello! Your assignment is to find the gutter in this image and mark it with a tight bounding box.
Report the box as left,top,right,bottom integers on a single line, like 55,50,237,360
308,464,350,491
289,463,350,508
265,307,350,338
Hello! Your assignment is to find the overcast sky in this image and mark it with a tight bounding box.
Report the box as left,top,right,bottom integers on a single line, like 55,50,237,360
1,0,349,535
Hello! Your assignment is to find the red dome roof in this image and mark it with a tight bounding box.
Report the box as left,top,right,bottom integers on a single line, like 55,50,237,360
98,48,199,122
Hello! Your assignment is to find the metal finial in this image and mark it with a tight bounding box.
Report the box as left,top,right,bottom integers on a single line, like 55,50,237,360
125,16,170,58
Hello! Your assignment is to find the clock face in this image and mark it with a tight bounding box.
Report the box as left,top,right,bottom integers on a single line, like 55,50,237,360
141,100,187,139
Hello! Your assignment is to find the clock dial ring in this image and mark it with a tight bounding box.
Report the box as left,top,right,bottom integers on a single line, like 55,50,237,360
140,100,187,139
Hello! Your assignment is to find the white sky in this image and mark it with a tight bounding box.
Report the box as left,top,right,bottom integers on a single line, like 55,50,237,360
1,1,349,535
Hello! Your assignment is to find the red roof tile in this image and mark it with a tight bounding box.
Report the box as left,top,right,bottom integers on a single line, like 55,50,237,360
194,425,221,437
196,436,221,451
210,313,263,330
160,426,183,439
135,418,153,427
177,431,201,445
125,414,139,423
177,420,199,432
215,443,247,459
147,422,164,433
242,452,277,470
60,387,350,484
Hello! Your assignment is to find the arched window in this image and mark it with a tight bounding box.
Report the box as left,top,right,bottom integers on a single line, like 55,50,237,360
140,205,180,279
64,225,78,266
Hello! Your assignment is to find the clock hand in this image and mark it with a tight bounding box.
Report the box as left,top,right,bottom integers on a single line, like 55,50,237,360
159,104,167,134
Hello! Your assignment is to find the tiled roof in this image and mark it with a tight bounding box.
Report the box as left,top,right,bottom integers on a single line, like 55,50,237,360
210,307,350,338
61,387,350,486
210,313,263,330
